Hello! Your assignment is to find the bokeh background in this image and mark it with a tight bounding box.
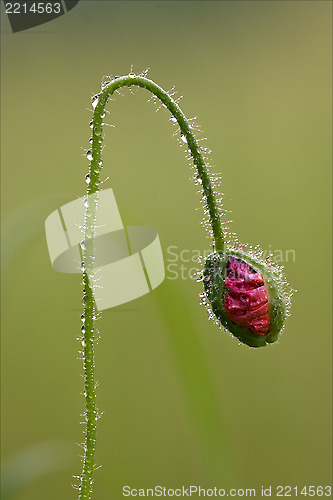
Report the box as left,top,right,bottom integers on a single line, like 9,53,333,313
1,1,332,499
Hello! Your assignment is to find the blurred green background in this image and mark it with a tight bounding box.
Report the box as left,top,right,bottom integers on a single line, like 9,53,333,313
1,1,332,499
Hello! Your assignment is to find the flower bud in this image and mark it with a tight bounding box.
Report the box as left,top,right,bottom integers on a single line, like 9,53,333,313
203,251,288,347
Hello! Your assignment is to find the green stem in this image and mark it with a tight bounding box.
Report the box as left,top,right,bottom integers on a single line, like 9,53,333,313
88,75,224,251
79,74,225,499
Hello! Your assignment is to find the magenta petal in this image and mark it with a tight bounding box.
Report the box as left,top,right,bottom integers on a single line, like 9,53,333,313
224,256,270,336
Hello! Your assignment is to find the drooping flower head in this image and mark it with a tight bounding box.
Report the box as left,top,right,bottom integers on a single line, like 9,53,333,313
202,249,291,348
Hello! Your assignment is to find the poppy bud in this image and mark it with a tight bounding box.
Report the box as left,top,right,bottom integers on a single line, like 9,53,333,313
203,251,288,347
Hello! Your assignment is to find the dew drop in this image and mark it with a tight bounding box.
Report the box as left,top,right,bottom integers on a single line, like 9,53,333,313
86,150,93,161
80,239,86,250
92,98,99,109
85,174,91,184
181,134,187,144
170,115,177,123
94,127,102,136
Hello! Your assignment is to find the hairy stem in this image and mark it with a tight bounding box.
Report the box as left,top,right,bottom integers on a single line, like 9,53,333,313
88,75,224,250
79,74,225,499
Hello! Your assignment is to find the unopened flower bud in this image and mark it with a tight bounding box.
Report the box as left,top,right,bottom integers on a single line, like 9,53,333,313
203,251,288,347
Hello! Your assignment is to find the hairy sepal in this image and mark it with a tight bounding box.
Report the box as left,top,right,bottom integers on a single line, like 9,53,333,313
203,250,286,348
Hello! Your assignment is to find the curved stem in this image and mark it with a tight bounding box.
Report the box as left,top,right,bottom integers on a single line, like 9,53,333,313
88,75,224,251
79,74,225,499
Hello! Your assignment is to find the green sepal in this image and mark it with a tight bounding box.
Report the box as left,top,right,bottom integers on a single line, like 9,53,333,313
203,250,287,348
